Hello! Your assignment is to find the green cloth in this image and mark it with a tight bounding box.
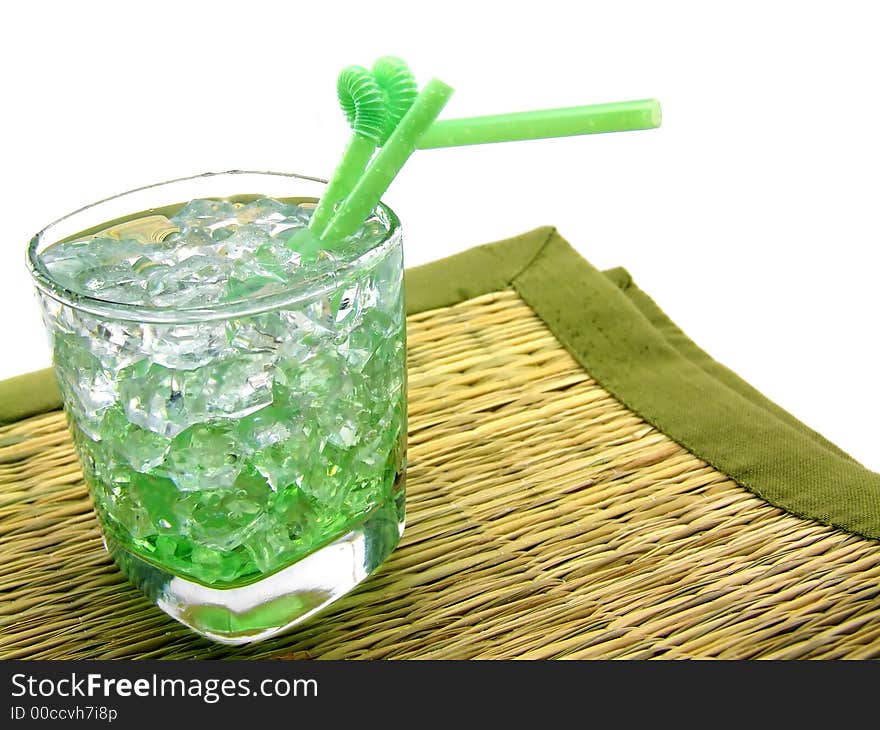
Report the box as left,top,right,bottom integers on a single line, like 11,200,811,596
4,227,879,540
0,368,62,427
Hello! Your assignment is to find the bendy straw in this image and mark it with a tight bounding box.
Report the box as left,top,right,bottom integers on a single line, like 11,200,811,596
306,67,386,235
308,58,417,236
416,98,661,149
373,56,418,143
319,78,454,243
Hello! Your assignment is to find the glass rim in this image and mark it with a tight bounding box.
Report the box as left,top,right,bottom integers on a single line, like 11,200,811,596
26,170,401,325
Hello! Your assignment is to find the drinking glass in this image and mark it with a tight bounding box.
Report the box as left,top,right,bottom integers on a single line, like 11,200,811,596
26,171,407,644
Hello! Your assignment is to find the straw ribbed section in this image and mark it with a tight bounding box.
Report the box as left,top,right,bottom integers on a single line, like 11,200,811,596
2,290,880,659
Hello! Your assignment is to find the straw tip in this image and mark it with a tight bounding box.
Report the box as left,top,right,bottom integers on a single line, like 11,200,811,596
425,77,455,95
650,99,662,128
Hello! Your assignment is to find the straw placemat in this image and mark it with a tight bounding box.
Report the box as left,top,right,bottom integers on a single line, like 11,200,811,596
3,227,880,659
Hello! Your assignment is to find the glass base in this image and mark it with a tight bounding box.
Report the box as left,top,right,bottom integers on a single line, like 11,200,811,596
104,488,405,645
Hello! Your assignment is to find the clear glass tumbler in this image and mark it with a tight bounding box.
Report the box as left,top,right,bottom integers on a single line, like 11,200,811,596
26,171,407,644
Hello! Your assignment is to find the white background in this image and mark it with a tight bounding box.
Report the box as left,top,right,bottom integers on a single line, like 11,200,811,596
2,1,878,470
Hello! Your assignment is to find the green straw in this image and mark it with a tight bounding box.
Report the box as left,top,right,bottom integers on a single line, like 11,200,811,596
307,66,386,235
416,99,661,149
372,56,419,144
308,58,417,238
319,77,454,244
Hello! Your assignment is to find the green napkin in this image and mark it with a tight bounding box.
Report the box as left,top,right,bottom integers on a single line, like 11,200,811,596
408,226,880,540
0,368,62,427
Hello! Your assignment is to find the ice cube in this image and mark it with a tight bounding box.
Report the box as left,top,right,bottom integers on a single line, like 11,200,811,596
43,237,145,291
162,422,249,492
54,333,118,434
101,406,172,472
226,319,282,356
143,321,230,370
195,354,276,418
170,199,238,232
236,405,295,451
119,353,275,437
187,467,273,551
118,363,190,438
253,237,302,271
254,443,306,492
77,261,139,293
143,254,228,307
235,198,297,227
89,318,145,371
213,223,270,260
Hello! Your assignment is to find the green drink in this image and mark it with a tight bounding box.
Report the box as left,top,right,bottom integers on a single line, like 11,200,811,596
26,171,406,644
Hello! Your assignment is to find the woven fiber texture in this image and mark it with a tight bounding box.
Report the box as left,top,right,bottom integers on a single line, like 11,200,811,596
3,290,880,659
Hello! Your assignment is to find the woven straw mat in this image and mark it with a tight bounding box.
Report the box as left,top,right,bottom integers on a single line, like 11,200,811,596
3,289,880,659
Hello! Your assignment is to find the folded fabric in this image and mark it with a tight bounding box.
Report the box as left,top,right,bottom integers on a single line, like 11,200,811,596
407,226,880,540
